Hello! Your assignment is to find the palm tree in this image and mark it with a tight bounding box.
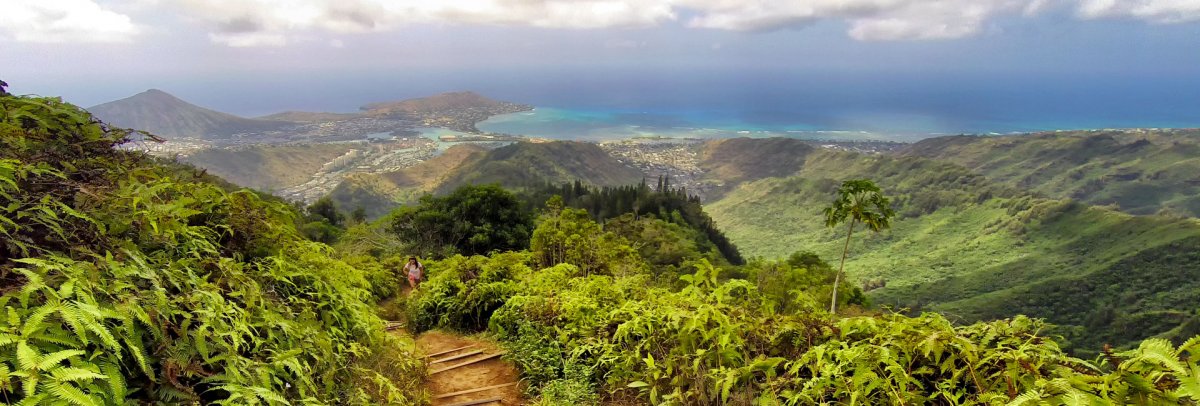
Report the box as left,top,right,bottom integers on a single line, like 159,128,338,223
823,179,894,314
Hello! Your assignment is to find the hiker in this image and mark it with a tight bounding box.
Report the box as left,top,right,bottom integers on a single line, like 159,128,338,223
404,256,425,290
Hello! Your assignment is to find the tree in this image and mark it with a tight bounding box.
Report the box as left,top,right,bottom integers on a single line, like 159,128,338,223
390,184,533,256
307,196,345,227
822,179,894,314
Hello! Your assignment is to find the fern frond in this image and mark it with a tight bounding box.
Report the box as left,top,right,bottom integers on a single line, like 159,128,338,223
49,367,105,383
15,340,39,370
121,336,151,377
21,303,60,338
0,333,19,347
36,349,85,370
47,381,99,406
103,362,127,401
1178,335,1200,357
1122,338,1189,375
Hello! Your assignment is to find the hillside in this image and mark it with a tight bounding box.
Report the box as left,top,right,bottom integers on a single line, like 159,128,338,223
697,137,816,199
439,141,644,191
331,144,489,218
361,91,532,133
88,89,289,138
9,89,1199,405
1,91,424,404
329,141,643,217
706,148,1200,351
182,143,358,191
900,129,1200,217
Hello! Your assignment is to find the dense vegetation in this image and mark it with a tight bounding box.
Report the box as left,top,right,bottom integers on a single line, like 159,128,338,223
389,184,534,257
900,130,1200,217
402,202,1200,405
329,141,645,218
0,92,423,404
524,179,744,265
707,149,1200,352
9,85,1200,404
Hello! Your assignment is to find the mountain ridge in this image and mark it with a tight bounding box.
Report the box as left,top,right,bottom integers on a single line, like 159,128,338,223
87,89,289,138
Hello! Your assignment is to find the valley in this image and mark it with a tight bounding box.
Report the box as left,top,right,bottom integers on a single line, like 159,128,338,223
8,88,1199,404
86,89,1200,353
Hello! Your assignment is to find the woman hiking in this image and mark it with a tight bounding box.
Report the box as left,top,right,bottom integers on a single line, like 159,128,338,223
404,256,425,291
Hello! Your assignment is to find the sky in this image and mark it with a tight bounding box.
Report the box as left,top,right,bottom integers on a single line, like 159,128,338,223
2,0,1200,121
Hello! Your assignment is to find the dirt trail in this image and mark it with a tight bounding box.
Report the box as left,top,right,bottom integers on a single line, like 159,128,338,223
416,330,526,406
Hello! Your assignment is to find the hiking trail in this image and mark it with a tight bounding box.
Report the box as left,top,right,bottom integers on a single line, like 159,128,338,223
388,286,526,405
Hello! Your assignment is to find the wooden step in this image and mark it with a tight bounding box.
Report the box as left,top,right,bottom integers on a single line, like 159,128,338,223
442,397,501,406
430,352,506,374
434,382,519,399
423,345,476,359
430,349,484,364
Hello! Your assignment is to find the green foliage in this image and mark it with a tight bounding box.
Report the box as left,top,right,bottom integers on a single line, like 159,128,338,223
708,149,1200,352
526,180,744,265
529,202,646,277
902,130,1200,217
389,184,533,257
405,253,534,333
0,91,423,404
299,197,347,244
737,251,867,314
479,255,1200,404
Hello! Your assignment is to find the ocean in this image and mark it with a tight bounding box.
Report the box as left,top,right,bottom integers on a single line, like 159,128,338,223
133,67,1200,142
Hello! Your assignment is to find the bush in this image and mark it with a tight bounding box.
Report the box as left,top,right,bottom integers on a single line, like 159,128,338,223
0,92,423,404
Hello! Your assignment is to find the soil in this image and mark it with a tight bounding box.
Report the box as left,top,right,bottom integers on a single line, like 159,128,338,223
417,330,526,406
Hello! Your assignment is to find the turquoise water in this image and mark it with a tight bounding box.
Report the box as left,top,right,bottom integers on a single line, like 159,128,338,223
479,108,900,142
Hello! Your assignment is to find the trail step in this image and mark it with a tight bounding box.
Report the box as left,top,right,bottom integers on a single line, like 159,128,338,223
434,382,520,399
430,349,484,364
423,345,476,359
441,398,501,406
430,352,507,374
384,322,405,331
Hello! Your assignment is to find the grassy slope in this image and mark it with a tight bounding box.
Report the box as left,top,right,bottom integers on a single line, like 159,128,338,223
183,143,356,191
697,137,816,199
707,149,1200,350
900,130,1200,216
330,141,643,218
330,144,488,217
439,141,645,192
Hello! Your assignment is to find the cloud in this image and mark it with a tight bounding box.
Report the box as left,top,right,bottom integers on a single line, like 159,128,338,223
160,0,1200,46
0,0,140,43
173,0,676,46
1076,0,1200,23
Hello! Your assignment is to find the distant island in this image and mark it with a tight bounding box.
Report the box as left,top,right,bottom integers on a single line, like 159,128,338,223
88,89,533,146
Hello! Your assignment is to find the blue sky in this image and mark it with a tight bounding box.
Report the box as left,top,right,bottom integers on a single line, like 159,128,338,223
2,0,1199,117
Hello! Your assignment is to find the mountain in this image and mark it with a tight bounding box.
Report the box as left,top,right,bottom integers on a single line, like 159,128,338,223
331,144,489,218
360,91,532,132
182,143,359,191
899,129,1200,217
702,142,1200,351
696,137,817,199
328,141,643,217
88,89,289,138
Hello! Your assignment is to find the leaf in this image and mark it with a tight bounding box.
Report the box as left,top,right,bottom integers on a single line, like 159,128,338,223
103,362,127,401
627,381,650,388
37,349,84,370
16,340,39,370
47,381,99,406
49,367,105,383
